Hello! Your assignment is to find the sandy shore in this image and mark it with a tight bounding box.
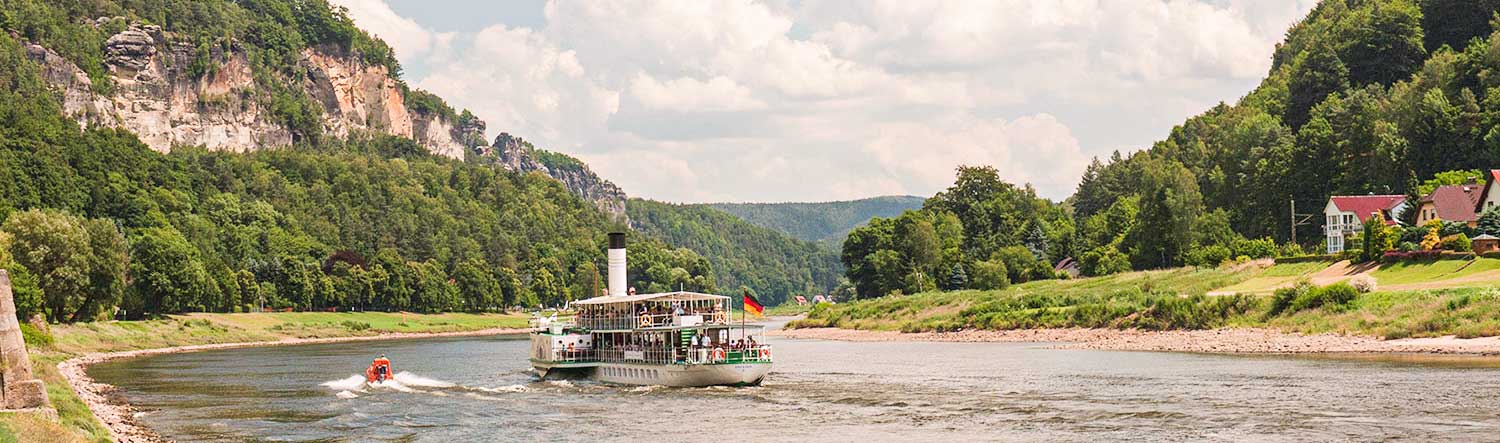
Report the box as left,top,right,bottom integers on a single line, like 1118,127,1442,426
771,327,1500,355
59,327,528,443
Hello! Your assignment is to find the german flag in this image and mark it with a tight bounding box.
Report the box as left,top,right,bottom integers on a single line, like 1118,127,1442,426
743,290,764,317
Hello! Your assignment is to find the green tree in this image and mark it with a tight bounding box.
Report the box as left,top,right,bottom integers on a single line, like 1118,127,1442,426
77,218,127,322
128,226,210,317
968,259,1009,290
453,258,500,311
1287,42,1351,129
1,209,90,322
1478,207,1500,236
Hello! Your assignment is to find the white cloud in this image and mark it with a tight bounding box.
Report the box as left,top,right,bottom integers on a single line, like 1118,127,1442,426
864,114,1089,198
330,0,1315,203
629,74,765,112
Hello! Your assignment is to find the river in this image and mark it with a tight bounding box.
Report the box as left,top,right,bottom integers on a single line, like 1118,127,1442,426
88,327,1500,442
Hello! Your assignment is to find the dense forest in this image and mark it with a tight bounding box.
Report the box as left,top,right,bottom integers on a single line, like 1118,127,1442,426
709,196,925,249
0,0,730,322
628,200,843,305
1070,0,1500,266
842,0,1500,298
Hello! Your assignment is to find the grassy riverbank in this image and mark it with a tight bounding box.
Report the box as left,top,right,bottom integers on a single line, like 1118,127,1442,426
11,311,529,442
790,259,1500,340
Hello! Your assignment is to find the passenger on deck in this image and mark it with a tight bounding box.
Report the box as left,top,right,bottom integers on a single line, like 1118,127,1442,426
748,337,757,348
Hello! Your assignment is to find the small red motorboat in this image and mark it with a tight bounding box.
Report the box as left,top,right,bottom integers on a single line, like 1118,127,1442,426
365,354,393,383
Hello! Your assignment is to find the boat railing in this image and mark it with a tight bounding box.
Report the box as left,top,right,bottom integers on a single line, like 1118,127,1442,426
544,348,597,363
530,314,577,332
592,348,676,365
542,345,772,365
685,345,773,365
577,311,732,330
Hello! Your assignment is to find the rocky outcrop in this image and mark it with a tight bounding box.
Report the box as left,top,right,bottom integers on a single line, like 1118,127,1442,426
491,133,628,222
25,22,470,158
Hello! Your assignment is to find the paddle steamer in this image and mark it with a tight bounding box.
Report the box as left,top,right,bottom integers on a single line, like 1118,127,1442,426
528,233,772,386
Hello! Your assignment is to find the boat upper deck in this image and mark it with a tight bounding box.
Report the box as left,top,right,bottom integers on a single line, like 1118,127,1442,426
566,291,737,331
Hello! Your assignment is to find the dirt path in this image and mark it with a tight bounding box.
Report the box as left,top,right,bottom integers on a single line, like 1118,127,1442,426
771,327,1500,355
1307,260,1379,285
1208,260,1377,295
59,327,529,443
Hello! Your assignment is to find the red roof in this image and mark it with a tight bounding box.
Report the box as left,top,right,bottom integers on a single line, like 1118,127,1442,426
1329,195,1404,224
1421,184,1482,222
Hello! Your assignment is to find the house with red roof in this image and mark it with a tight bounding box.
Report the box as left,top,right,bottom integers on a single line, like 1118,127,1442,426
1415,183,1482,228
1476,169,1500,214
1324,195,1406,254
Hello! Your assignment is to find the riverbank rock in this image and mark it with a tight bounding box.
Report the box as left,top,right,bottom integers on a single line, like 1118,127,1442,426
0,270,50,410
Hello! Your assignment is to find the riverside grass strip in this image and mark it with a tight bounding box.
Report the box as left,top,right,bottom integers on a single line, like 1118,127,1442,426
793,260,1500,340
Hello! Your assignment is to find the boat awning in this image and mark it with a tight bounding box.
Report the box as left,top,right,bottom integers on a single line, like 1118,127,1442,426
572,291,730,306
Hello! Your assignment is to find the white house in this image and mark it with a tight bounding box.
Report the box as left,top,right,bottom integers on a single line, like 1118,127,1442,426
1477,170,1500,213
1324,195,1407,254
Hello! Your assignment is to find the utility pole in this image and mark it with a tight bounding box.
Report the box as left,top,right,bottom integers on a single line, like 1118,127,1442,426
1290,198,1316,248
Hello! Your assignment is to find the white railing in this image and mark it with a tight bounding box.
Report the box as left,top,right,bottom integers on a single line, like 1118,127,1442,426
577,311,731,330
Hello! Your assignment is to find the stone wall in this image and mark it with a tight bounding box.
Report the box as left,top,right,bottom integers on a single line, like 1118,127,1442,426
0,270,48,410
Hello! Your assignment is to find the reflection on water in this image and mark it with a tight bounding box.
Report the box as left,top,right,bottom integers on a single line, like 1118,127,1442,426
89,332,1500,442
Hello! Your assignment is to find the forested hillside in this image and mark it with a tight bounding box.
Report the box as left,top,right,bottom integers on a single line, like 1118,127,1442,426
627,200,843,305
842,0,1500,298
1072,0,1500,266
709,196,924,248
0,0,722,322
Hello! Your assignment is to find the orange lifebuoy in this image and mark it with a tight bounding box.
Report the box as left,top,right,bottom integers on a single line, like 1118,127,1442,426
712,347,726,362
760,348,771,360
639,314,651,328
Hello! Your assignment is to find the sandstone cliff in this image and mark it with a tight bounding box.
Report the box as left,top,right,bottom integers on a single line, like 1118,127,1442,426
26,22,476,157
487,133,628,222
25,21,624,221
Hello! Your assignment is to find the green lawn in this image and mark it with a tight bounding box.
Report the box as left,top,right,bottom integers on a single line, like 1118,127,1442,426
1372,258,1500,286
1212,261,1333,293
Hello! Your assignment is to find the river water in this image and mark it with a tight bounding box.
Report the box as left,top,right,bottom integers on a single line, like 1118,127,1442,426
89,327,1500,442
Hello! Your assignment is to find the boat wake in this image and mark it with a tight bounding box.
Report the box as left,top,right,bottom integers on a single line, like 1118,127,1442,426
321,371,459,398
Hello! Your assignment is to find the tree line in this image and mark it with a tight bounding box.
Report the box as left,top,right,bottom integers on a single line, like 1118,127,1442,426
843,0,1500,299
0,28,717,322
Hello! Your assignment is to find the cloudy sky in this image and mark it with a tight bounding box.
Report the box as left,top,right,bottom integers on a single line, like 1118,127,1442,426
330,0,1316,203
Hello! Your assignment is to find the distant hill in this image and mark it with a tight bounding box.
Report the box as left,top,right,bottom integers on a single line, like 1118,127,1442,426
627,200,843,305
709,196,926,248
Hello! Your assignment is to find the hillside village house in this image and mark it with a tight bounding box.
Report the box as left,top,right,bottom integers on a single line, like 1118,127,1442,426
1478,170,1500,212
1325,195,1406,254
1416,183,1482,227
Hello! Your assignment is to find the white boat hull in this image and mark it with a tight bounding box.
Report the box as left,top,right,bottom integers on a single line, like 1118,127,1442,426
535,361,771,387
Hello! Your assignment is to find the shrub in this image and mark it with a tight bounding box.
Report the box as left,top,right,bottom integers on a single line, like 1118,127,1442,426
1349,275,1377,293
1268,281,1312,317
1183,244,1231,267
969,259,1010,290
19,323,53,349
1230,237,1278,259
1382,250,1443,262
1339,248,1364,262
1441,233,1472,252
1275,254,1336,264
1289,282,1358,312
1420,225,1442,250
341,320,371,331
1277,242,1306,258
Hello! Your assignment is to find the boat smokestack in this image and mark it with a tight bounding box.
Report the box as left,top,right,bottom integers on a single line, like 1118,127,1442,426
608,232,626,297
